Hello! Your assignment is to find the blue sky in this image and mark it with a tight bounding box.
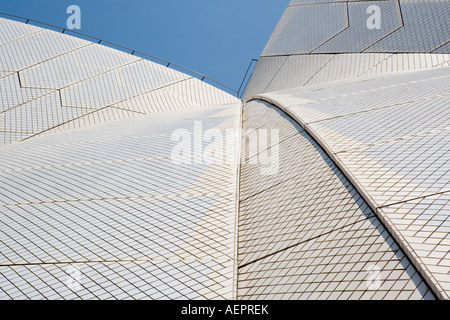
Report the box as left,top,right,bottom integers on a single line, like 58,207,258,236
0,0,289,95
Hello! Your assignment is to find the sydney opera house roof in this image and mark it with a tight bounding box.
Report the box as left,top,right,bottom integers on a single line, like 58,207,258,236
0,0,449,300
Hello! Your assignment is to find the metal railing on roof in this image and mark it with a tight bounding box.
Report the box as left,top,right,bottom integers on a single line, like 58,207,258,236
0,11,251,98
238,58,258,99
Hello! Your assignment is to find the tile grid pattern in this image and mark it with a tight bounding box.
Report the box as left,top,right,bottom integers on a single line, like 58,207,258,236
237,100,434,299
243,0,450,99
0,17,242,299
252,66,450,299
266,0,450,55
0,17,238,146
0,103,242,300
243,53,450,99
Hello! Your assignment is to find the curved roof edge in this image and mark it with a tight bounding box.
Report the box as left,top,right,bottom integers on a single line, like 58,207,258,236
0,12,239,98
0,16,241,146
0,15,243,299
244,91,448,300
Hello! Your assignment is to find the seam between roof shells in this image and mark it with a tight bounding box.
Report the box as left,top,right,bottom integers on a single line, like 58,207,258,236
243,93,445,300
